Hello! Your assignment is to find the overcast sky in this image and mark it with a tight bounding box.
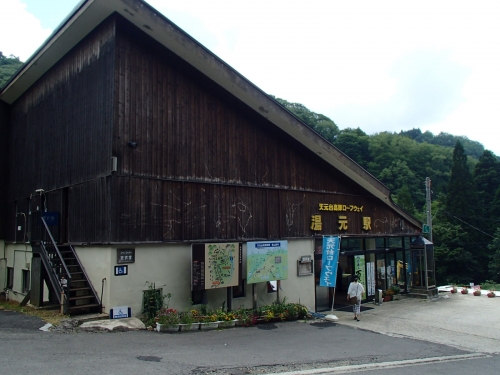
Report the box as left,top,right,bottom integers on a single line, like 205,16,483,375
1,0,499,155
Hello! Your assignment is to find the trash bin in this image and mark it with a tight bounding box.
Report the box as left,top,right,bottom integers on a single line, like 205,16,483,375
374,289,383,305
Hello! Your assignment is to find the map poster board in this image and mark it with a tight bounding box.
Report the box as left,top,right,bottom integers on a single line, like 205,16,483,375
354,255,366,298
192,243,241,290
206,243,239,289
247,241,288,284
319,236,340,287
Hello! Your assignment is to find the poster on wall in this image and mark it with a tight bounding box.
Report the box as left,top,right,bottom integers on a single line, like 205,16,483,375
191,243,240,290
367,262,375,296
319,236,340,287
247,241,288,284
354,255,366,298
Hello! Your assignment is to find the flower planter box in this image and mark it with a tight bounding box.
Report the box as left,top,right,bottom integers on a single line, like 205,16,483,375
156,323,180,333
219,320,236,328
383,296,392,302
179,323,200,332
461,289,468,294
199,322,220,330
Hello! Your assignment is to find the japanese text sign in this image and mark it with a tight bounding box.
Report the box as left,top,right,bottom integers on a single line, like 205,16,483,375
319,236,340,287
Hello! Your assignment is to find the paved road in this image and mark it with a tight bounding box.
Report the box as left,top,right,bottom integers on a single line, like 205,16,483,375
332,292,500,354
0,292,498,375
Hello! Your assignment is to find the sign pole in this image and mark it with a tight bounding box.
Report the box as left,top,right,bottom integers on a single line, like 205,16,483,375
252,284,257,310
277,280,281,303
227,287,232,312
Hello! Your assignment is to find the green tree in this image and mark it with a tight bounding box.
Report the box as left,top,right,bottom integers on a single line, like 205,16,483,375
445,141,478,219
487,228,500,282
474,150,500,235
272,96,339,143
394,184,417,216
0,52,23,88
333,128,371,168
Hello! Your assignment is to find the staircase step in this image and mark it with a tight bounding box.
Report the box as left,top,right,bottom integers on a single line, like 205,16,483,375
70,287,91,292
69,295,94,301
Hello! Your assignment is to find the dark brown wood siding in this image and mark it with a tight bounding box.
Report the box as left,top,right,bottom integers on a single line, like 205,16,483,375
112,20,367,195
7,19,116,201
108,19,420,242
0,100,9,238
112,177,419,242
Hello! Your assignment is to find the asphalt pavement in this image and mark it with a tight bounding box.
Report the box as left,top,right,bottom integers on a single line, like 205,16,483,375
331,290,500,354
0,289,499,375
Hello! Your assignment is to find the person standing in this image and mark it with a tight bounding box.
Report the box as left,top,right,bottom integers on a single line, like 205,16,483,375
347,276,364,321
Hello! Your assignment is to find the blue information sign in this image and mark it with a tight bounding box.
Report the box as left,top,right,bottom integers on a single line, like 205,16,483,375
114,265,128,276
319,236,340,287
42,212,59,226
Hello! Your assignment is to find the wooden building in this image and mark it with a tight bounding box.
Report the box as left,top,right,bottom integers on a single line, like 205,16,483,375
0,0,427,316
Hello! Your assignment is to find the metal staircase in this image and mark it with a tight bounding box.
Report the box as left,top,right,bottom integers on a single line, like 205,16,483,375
37,217,101,315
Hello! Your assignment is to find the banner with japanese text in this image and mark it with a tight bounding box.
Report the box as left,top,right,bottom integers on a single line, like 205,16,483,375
319,236,340,287
355,255,366,298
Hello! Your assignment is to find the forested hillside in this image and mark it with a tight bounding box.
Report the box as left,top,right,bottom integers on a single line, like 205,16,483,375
0,52,23,88
273,96,500,286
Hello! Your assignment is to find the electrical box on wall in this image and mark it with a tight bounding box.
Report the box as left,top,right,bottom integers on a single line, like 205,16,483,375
297,256,313,276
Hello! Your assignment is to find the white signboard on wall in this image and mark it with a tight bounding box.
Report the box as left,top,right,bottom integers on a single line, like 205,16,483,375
367,262,375,296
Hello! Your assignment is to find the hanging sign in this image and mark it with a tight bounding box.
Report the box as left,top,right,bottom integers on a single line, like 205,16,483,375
319,236,340,287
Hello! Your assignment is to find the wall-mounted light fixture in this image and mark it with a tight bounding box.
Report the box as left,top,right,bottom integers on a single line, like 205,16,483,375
128,141,138,149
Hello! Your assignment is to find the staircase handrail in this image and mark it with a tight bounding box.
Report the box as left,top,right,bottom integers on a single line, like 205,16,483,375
40,217,72,282
68,244,101,306
37,244,63,301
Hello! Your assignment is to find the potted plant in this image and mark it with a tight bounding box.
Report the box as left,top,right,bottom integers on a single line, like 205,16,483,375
450,285,458,293
473,288,481,296
179,311,198,331
487,290,496,298
155,308,180,332
461,287,469,294
383,289,394,302
200,313,219,330
389,285,401,295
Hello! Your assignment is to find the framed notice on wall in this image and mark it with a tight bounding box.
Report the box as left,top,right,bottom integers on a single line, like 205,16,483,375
117,248,135,264
191,243,241,290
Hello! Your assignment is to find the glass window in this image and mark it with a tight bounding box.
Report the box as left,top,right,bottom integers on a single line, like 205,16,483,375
375,254,386,292
375,238,385,249
386,253,396,289
340,238,361,251
396,251,406,290
22,269,30,293
232,279,245,298
405,249,412,292
388,237,402,248
7,267,14,289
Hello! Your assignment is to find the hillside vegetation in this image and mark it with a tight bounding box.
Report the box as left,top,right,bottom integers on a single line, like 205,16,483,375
274,96,500,286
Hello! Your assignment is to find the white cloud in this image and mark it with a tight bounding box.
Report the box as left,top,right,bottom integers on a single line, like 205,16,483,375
0,0,52,61
3,0,500,154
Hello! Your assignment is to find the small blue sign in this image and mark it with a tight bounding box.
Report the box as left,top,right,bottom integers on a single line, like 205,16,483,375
42,212,59,226
114,265,128,276
110,306,131,319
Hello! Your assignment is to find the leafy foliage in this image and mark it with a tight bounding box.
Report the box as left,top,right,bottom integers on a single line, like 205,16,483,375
0,52,23,88
267,97,500,285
